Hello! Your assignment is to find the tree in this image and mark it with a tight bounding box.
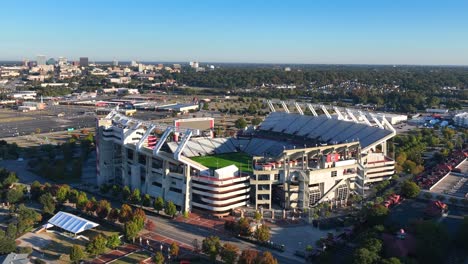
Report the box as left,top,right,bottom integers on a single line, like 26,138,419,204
202,236,221,262
238,249,259,264
131,208,146,229
106,233,121,249
362,238,382,253
119,204,133,223
67,189,79,204
96,199,111,219
254,211,262,222
164,201,177,218
2,173,18,188
86,234,107,255
353,248,380,264
153,251,165,264
30,181,42,199
251,117,263,126
111,185,121,197
0,237,16,255
257,251,278,264
122,186,131,201
76,191,88,211
144,219,156,231
142,194,151,207
124,221,140,241
379,258,402,264
85,197,98,214
6,187,23,204
220,243,239,264
235,118,247,129
170,242,180,258
108,208,120,222
153,197,164,213
401,180,420,198
237,217,252,236
130,188,141,204
16,204,42,234
70,245,85,264
366,204,389,225
56,185,70,204
254,225,271,243
6,223,17,239
39,193,56,215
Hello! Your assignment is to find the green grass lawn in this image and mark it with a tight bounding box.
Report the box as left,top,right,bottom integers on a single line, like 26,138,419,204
191,152,253,174
112,250,152,264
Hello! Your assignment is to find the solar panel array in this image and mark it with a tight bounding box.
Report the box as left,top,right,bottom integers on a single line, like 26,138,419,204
259,112,392,148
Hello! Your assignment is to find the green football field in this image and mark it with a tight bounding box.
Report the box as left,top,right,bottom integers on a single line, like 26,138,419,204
190,152,253,174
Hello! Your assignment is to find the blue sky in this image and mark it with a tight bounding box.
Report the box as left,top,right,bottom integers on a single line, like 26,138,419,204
1,0,467,65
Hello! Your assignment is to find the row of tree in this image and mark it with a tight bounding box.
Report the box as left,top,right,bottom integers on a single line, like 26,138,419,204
100,185,178,217
201,235,278,264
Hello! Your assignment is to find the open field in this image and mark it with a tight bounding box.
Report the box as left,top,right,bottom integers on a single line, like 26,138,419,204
191,152,253,173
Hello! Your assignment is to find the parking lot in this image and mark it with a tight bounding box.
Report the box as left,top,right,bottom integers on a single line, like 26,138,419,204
0,107,96,138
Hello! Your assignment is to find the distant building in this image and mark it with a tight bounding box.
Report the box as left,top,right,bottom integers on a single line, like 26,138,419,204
36,55,46,66
131,60,138,67
11,91,37,100
157,103,199,113
426,108,449,114
58,57,67,65
453,112,468,128
189,61,199,68
113,59,119,66
46,58,56,65
284,67,291,71
79,57,89,66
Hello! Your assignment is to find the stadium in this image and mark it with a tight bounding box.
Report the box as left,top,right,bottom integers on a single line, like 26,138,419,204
96,103,396,216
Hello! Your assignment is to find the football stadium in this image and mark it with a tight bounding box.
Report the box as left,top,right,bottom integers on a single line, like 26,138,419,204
96,103,396,216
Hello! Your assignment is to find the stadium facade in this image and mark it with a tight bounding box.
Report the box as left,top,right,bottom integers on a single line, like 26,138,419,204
96,108,396,216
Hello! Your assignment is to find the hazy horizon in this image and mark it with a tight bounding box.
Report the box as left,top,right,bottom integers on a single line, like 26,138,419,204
1,0,467,65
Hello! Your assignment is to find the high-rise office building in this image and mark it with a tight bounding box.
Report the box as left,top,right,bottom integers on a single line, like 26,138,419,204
79,57,89,66
36,55,46,66
113,59,118,66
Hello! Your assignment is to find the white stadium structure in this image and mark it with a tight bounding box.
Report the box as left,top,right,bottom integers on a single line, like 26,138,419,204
96,103,396,216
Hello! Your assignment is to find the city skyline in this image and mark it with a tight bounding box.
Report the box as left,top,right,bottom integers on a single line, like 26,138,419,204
1,0,467,65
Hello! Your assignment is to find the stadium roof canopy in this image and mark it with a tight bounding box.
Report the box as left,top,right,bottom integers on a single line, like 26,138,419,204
46,211,99,234
258,112,394,149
